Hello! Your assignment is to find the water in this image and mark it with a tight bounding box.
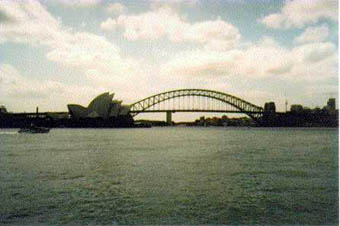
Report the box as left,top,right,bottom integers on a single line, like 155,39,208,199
0,127,338,225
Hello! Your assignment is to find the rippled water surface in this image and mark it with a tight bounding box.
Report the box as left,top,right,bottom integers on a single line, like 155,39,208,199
0,127,338,225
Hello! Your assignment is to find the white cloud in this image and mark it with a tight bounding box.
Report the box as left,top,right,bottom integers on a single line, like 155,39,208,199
0,64,47,99
111,6,183,41
161,38,290,78
100,17,117,31
259,0,338,29
46,32,120,68
106,2,127,14
161,50,242,77
45,31,144,93
0,0,149,104
0,1,137,73
294,24,330,43
259,13,284,29
182,19,241,51
57,0,102,8
0,0,63,46
161,38,337,82
101,6,240,51
0,64,104,111
150,0,198,9
291,42,337,64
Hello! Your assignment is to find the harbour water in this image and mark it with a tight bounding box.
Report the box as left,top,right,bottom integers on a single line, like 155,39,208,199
0,127,338,225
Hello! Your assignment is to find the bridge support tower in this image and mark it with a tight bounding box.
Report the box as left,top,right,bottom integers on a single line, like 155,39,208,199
166,111,172,125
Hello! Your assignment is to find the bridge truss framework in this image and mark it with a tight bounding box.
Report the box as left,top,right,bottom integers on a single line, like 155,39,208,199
129,89,264,123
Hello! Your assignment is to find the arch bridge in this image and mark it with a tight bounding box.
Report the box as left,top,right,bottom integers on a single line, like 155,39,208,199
129,89,264,124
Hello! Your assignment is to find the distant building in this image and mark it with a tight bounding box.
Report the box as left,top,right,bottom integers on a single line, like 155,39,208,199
263,102,276,126
68,92,130,119
327,98,336,111
0,105,7,114
264,102,276,113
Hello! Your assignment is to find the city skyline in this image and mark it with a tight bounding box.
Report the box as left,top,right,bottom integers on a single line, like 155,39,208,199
0,0,338,121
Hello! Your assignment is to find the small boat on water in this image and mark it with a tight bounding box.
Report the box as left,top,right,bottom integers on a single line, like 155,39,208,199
18,124,50,134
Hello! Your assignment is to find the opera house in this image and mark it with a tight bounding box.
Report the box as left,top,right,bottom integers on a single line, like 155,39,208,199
67,92,133,127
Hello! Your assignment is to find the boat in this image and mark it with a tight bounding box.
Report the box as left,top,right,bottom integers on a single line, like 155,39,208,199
18,124,50,134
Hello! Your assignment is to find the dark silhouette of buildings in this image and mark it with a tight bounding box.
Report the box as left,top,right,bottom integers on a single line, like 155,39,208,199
185,98,338,127
0,97,338,128
261,98,338,127
327,98,336,111
0,93,134,128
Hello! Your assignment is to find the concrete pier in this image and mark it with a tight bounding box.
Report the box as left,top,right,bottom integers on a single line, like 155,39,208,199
166,111,172,125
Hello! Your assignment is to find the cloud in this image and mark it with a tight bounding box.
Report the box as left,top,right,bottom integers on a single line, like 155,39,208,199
100,17,117,31
0,64,48,99
161,38,337,82
45,31,142,90
259,0,338,29
0,64,105,111
294,24,329,43
182,19,241,51
0,0,150,104
259,13,284,29
46,32,120,68
109,6,183,41
0,1,138,76
291,42,337,63
106,2,127,14
150,0,198,9
100,6,240,51
56,0,102,8
0,0,63,46
161,38,290,78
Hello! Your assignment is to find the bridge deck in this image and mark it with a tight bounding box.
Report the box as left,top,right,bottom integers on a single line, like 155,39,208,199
130,109,263,114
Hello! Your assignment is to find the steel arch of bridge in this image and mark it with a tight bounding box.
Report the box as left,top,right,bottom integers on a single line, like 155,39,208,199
129,89,264,121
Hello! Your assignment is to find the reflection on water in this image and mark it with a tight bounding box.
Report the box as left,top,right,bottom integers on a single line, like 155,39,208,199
0,131,19,135
0,127,338,225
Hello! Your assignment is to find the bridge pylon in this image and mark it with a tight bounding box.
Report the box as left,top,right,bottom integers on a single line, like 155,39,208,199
166,111,173,125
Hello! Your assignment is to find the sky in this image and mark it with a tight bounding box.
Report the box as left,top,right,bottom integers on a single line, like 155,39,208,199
0,0,338,121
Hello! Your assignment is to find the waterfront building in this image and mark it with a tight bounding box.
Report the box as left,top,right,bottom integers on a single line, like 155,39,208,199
263,102,277,126
264,102,276,113
0,105,7,114
68,92,130,119
327,98,336,112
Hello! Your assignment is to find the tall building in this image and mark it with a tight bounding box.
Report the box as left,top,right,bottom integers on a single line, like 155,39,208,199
264,102,276,113
0,105,7,114
327,98,336,111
